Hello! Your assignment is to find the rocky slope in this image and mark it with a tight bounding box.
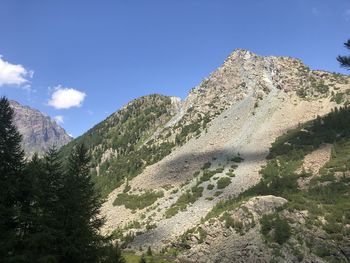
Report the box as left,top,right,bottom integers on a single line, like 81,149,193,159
10,100,72,156
59,94,182,197
64,49,350,262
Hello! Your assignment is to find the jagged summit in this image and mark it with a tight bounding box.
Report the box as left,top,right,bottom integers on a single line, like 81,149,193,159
9,100,72,156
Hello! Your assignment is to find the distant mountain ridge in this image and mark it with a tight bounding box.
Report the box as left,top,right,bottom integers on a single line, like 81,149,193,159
10,100,72,156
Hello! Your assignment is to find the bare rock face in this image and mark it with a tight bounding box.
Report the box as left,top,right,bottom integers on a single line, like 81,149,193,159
9,100,72,156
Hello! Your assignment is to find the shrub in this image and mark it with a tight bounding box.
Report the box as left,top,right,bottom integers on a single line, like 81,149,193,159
226,171,235,177
165,186,204,218
296,88,307,98
113,190,164,210
315,84,329,94
214,191,222,196
331,92,344,104
260,214,291,245
217,177,231,189
202,162,211,170
207,184,215,190
231,156,244,163
274,216,291,244
199,168,224,183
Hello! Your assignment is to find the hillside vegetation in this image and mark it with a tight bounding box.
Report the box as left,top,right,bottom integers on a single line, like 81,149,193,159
60,94,179,197
182,106,350,262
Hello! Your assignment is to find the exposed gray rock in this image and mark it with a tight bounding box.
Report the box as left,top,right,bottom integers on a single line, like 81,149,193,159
10,100,72,156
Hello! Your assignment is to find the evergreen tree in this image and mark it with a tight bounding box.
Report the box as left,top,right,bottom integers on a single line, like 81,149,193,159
337,39,350,70
139,254,147,263
32,146,65,262
0,97,25,261
147,246,152,256
15,153,44,262
59,144,105,262
100,243,126,263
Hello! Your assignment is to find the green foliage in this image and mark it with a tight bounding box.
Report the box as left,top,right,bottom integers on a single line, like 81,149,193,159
101,244,126,263
207,184,214,190
165,186,204,218
113,191,164,210
296,88,307,98
331,92,344,104
231,155,244,163
337,39,350,70
202,162,211,170
139,254,147,263
0,97,122,262
60,95,176,198
214,191,222,196
315,83,329,94
175,121,202,145
220,212,244,235
0,97,26,261
226,171,235,177
217,177,231,189
59,144,105,262
197,227,207,243
260,214,291,245
147,246,152,256
122,251,175,263
199,168,224,183
204,105,350,256
123,179,131,193
203,198,242,221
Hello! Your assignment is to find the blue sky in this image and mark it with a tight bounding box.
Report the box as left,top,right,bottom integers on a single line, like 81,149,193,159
0,0,349,137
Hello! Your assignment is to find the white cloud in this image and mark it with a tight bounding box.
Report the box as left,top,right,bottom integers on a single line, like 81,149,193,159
0,55,33,87
54,115,64,124
48,86,86,109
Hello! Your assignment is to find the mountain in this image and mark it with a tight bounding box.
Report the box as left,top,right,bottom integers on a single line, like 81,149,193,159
10,100,72,156
59,94,181,196
63,49,350,262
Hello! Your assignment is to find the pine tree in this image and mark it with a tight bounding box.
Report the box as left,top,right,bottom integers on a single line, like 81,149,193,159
139,254,147,263
15,153,44,262
100,243,126,263
147,246,152,256
337,39,350,70
32,146,65,262
59,144,105,262
0,97,25,261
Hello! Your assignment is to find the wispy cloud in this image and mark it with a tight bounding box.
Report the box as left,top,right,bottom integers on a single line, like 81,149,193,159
0,55,33,88
54,115,64,124
48,85,86,109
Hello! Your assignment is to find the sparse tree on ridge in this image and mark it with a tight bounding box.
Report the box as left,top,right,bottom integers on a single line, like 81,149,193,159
337,39,350,70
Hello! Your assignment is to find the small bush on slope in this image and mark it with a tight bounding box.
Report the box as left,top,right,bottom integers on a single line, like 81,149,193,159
113,191,164,210
165,186,204,218
216,177,231,189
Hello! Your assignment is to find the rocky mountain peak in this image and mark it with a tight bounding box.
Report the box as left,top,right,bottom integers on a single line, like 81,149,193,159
9,100,72,156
